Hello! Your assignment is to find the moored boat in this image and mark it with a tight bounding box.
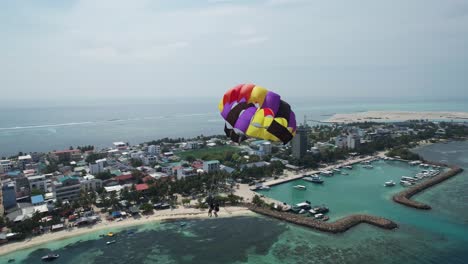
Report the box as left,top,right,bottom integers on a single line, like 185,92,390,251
384,180,395,187
303,175,324,184
106,240,116,245
293,185,307,190
344,165,353,170
400,180,413,187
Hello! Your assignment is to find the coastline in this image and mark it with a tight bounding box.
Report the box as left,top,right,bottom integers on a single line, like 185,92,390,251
326,111,468,123
0,206,253,256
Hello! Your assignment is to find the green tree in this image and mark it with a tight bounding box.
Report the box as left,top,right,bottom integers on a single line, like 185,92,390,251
30,188,44,196
140,203,153,214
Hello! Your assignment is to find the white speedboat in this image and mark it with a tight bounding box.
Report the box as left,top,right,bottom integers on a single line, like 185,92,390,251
320,171,334,176
362,165,374,169
41,254,60,262
106,240,116,245
384,180,395,187
293,185,307,190
400,180,413,187
344,165,353,169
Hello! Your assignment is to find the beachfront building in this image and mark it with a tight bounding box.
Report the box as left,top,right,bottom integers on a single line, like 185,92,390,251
2,181,17,210
203,160,220,173
53,176,81,201
292,126,308,159
113,142,128,150
347,134,361,149
17,155,33,170
50,149,82,162
148,145,160,155
80,175,102,192
89,158,106,175
0,160,13,174
28,175,48,193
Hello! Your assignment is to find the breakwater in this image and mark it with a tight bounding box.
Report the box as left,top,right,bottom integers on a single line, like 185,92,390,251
392,165,464,209
247,205,397,233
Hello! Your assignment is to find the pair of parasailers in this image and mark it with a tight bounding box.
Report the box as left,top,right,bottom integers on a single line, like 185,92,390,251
206,195,220,217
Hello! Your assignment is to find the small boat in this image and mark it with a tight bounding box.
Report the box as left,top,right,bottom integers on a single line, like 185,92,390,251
332,168,341,173
362,165,373,169
180,222,187,227
41,254,60,262
258,186,270,191
384,180,395,187
322,216,330,222
303,175,324,184
400,180,413,187
314,213,324,219
401,176,417,183
344,165,353,170
310,206,329,214
106,240,116,245
341,171,349,175
293,185,306,190
107,232,114,237
320,170,334,176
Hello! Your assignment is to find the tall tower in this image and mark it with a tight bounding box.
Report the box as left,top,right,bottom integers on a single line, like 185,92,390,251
292,126,308,159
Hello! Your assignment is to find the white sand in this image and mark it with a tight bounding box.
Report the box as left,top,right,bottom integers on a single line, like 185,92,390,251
327,111,468,123
0,206,253,256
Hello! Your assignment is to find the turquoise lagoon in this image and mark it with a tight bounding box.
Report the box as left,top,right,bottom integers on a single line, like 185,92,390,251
1,142,468,263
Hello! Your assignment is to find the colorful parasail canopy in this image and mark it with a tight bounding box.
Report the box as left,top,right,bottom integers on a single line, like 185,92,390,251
218,84,297,144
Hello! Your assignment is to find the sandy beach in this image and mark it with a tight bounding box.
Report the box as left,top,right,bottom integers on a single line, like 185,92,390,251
326,111,468,123
0,206,253,256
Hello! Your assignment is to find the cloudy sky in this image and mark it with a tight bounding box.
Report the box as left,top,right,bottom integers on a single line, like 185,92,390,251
1,0,468,101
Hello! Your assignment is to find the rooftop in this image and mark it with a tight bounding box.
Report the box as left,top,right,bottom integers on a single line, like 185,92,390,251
31,195,44,204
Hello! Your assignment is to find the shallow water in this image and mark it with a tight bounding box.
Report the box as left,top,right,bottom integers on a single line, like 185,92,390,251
2,142,468,263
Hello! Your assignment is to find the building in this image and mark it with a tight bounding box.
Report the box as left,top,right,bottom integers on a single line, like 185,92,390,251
28,175,48,193
53,176,82,201
80,175,103,192
347,134,361,149
203,160,220,173
113,142,128,150
0,160,13,174
50,149,82,162
2,181,17,210
177,167,197,180
259,142,272,155
17,155,33,170
334,135,348,148
89,158,106,175
143,155,157,166
31,194,45,205
148,145,160,155
292,126,308,159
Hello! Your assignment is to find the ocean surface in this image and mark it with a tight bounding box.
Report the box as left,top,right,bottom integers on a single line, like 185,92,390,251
1,97,468,156
1,141,467,264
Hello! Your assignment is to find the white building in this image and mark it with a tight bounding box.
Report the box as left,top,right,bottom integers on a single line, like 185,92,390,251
143,155,157,166
177,167,197,180
28,175,48,193
80,175,103,192
89,158,106,175
347,134,361,149
203,160,220,173
53,176,82,201
148,145,160,155
18,155,33,169
113,141,128,150
0,160,12,174
259,142,272,155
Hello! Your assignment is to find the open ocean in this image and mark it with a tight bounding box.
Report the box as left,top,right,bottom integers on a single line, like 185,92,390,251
1,141,467,264
1,96,468,157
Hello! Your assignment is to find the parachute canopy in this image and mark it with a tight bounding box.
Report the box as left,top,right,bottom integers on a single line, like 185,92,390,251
219,84,297,144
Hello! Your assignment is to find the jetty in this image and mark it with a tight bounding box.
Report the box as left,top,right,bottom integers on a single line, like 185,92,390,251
393,164,464,209
247,205,397,233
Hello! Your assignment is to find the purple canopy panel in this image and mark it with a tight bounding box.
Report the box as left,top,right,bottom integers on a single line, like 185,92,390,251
262,91,281,115
233,107,257,134
221,101,234,119
289,111,297,132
